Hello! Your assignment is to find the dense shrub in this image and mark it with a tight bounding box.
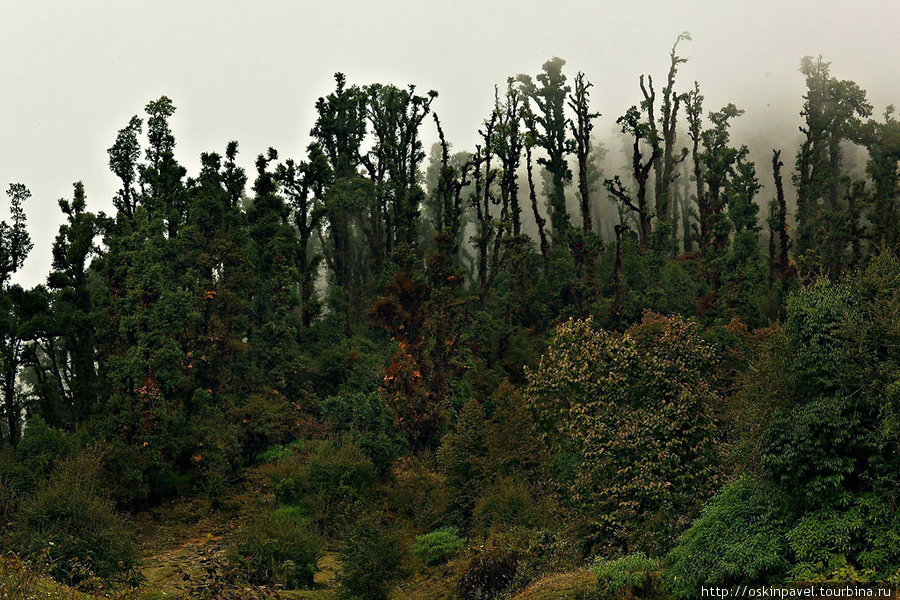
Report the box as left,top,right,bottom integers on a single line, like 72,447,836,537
411,526,467,567
388,456,451,531
274,439,374,504
526,313,723,556
320,390,407,474
7,416,70,492
234,390,298,460
270,438,375,536
13,452,138,588
591,552,660,599
473,478,544,531
228,506,321,588
337,511,409,600
457,546,520,600
664,477,790,599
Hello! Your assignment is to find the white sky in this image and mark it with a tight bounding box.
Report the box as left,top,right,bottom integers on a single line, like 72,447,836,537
2,0,898,286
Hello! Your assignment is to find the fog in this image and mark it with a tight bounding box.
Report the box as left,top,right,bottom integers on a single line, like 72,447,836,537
2,0,898,286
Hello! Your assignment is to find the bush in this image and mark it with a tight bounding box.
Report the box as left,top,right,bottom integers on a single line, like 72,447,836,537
411,526,467,567
457,546,519,600
664,476,790,599
235,390,298,461
228,507,321,589
8,416,70,492
304,439,375,498
591,552,660,599
13,451,138,588
473,478,543,531
273,439,375,507
337,511,409,600
525,314,723,556
321,390,407,474
388,456,450,532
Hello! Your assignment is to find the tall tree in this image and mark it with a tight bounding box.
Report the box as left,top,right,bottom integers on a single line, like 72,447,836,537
276,144,329,328
605,106,657,248
518,57,573,244
793,56,872,275
568,72,600,234
46,182,103,423
866,105,900,248
643,32,691,223
0,183,33,445
767,149,791,283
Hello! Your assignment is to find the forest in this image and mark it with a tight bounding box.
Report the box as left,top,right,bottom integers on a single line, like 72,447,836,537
1,35,899,599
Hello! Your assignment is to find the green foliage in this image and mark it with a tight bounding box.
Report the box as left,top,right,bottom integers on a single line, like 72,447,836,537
784,279,860,394
388,456,451,532
526,313,723,556
591,552,660,599
337,511,409,600
320,390,407,474
473,478,545,531
13,452,138,588
664,477,790,599
228,506,321,588
411,526,467,567
760,395,864,505
10,416,70,491
256,438,307,464
234,391,298,461
786,493,900,583
268,439,375,536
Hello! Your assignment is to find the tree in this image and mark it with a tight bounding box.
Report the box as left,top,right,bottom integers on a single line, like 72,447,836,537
866,105,900,248
605,106,656,249
526,313,723,556
641,32,691,223
685,81,707,249
568,72,600,234
519,57,573,244
108,116,143,220
276,145,329,327
767,149,791,284
793,56,872,275
46,182,103,423
0,183,33,445
140,96,188,239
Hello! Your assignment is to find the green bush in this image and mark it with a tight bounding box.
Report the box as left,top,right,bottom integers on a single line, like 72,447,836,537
274,439,375,507
388,456,451,532
9,416,70,492
235,390,298,460
411,526,466,567
321,391,407,474
228,506,321,588
473,478,543,531
337,511,409,600
591,552,659,599
664,476,790,599
13,451,138,588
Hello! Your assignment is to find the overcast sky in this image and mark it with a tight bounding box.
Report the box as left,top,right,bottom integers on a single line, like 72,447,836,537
2,0,898,286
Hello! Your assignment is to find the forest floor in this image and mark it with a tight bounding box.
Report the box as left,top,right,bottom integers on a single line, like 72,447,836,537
128,469,338,599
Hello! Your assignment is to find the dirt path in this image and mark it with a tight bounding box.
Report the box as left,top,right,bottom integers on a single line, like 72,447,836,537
129,475,337,599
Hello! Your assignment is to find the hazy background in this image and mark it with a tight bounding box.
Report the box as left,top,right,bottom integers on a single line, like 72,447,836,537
2,0,898,286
